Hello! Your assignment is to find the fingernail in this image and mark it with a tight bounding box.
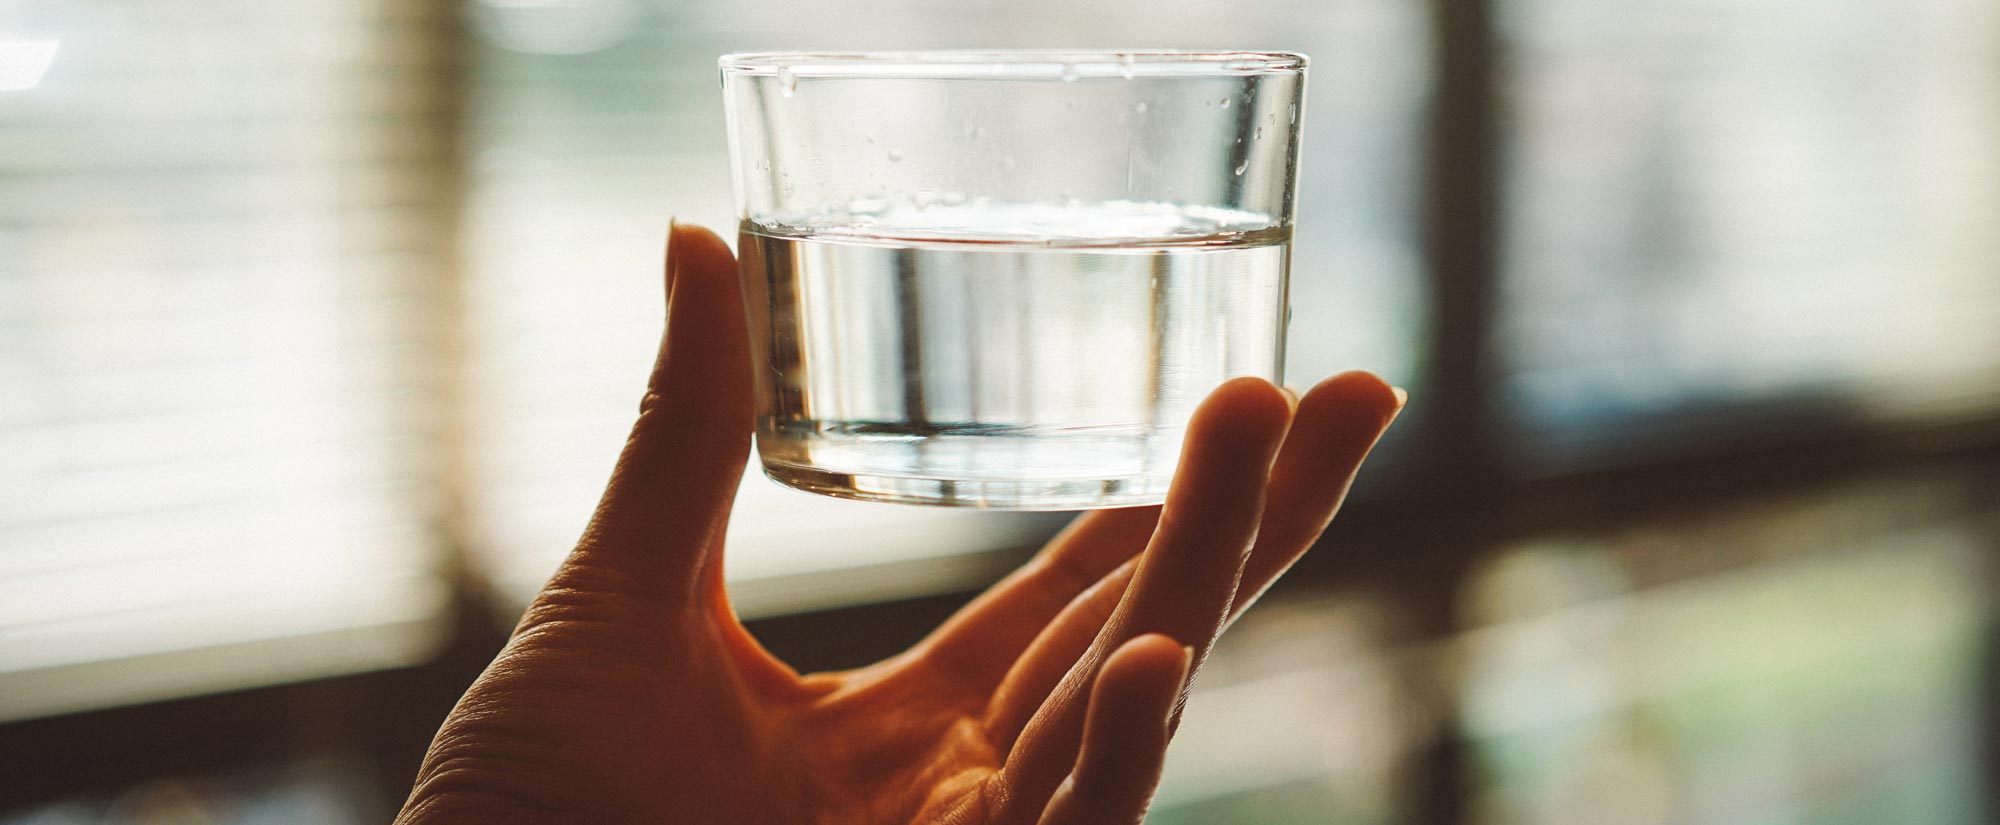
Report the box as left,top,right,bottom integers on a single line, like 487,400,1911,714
1391,386,1409,410
1177,645,1196,677
664,217,680,300
1279,384,1301,411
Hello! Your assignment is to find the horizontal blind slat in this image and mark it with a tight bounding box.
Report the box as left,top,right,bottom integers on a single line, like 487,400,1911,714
0,0,455,712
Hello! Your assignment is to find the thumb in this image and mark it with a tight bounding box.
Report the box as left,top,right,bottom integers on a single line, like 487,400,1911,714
557,222,753,607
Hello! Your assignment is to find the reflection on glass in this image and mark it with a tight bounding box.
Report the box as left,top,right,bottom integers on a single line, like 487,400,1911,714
0,39,60,91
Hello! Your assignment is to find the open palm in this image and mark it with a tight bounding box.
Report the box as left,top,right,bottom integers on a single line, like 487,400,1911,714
396,224,1403,825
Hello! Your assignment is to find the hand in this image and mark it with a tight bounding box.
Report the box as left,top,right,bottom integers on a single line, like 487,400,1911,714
396,223,1405,825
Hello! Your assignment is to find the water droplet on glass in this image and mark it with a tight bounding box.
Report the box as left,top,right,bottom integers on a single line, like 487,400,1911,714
1288,103,1297,124
941,190,967,206
865,135,876,145
913,189,936,208
1255,126,1264,139
777,67,797,97
1233,159,1249,176
1059,63,1080,82
1134,101,1149,113
1219,97,1231,108
754,160,771,172
887,148,903,163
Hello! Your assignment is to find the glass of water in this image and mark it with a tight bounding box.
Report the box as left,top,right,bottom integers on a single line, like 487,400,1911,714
721,50,1306,509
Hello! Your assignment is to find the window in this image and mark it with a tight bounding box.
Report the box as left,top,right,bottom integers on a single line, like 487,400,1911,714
0,0,1435,712
0,0,453,720
1495,0,2000,469
1461,472,1994,823
460,0,1433,612
6,2,2000,823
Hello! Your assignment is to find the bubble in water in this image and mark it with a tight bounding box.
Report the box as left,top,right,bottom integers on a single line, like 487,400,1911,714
1288,103,1297,124
1233,159,1249,176
1134,101,1149,113
913,189,937,209
777,66,797,97
941,190,967,206
754,160,771,172
865,135,876,145
1219,97,1231,108
1059,63,1080,82
1255,126,1264,139
887,148,903,163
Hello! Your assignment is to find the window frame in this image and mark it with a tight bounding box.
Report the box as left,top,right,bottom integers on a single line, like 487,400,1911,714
5,0,2000,820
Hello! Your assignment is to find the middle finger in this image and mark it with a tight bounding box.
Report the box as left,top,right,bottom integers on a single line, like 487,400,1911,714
989,377,1292,822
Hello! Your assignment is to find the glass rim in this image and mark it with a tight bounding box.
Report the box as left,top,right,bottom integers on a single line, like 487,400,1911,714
718,50,1307,80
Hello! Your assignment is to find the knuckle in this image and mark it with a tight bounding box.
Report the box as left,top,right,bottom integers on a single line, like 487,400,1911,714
509,584,680,668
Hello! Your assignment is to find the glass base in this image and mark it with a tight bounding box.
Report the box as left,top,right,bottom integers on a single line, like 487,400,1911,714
759,459,1172,510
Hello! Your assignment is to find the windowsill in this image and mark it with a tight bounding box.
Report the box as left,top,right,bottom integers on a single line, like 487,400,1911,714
0,573,451,723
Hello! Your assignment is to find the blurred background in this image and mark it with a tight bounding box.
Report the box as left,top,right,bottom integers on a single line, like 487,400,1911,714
2,0,1997,822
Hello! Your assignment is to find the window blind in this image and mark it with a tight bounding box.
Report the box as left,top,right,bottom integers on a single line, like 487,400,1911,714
0,0,454,720
460,0,1432,615
1496,0,2000,466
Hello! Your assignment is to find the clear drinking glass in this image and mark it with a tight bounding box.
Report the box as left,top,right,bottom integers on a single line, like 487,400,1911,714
721,50,1307,509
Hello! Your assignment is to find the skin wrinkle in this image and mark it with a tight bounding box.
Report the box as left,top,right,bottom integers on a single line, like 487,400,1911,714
536,555,704,616
982,560,1138,743
416,726,614,814
987,385,1293,825
918,508,1161,691
495,625,667,692
517,581,686,631
1044,638,1183,825
396,223,1405,825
